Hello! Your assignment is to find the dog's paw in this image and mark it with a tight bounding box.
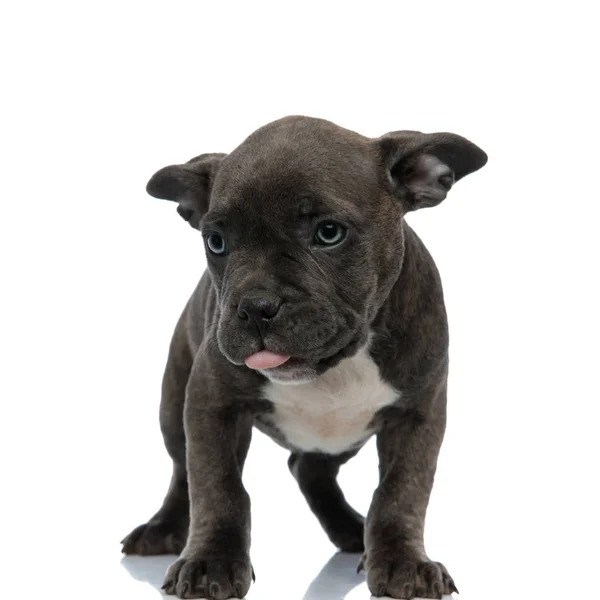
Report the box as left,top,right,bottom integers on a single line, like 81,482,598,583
328,517,365,553
361,552,458,598
121,520,187,556
162,554,253,599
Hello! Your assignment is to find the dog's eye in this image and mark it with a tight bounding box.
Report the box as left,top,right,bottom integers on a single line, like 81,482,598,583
206,233,227,255
314,222,347,247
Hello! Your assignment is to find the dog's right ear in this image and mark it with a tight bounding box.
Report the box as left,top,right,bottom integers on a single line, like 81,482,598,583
146,153,226,229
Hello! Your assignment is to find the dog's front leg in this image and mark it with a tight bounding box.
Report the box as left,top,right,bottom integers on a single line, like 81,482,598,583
162,362,254,600
363,384,458,599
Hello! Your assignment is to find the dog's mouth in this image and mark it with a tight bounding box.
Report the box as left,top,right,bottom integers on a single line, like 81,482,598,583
243,332,366,385
244,350,313,384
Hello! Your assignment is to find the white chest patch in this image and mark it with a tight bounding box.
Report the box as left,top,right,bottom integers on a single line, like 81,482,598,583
262,347,399,454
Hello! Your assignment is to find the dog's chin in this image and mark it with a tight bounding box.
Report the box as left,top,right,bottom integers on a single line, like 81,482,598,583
258,361,319,385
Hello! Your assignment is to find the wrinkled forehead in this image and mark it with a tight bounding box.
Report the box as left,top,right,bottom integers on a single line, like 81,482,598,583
208,129,380,221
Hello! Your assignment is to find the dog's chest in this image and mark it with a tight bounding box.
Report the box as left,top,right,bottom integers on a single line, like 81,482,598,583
262,349,399,454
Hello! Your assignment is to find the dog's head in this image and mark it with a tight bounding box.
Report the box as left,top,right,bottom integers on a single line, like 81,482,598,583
147,116,486,383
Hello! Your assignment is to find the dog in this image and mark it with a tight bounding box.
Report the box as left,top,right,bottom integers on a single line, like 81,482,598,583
121,116,487,599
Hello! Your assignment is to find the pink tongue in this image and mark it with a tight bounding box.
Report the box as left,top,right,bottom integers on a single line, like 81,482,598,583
245,351,290,370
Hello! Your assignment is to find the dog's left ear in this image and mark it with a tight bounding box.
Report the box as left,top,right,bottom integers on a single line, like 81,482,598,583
377,130,487,211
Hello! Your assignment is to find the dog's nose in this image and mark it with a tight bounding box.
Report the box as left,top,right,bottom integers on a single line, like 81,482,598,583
237,293,282,321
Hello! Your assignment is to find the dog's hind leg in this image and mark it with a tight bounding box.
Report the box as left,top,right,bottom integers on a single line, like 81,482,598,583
121,315,192,556
288,450,364,552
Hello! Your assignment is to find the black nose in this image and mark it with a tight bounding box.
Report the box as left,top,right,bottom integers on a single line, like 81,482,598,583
237,293,282,321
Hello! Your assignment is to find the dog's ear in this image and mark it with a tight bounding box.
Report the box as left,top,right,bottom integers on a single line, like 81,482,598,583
377,131,487,211
146,152,226,228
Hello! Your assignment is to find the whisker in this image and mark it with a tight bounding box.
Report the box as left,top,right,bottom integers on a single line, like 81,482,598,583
199,319,220,335
300,247,330,280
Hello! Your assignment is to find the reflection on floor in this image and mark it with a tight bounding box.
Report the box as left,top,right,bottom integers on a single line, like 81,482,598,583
121,551,366,600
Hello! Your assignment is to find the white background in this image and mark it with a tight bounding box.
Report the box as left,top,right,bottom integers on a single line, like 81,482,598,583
1,2,599,599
